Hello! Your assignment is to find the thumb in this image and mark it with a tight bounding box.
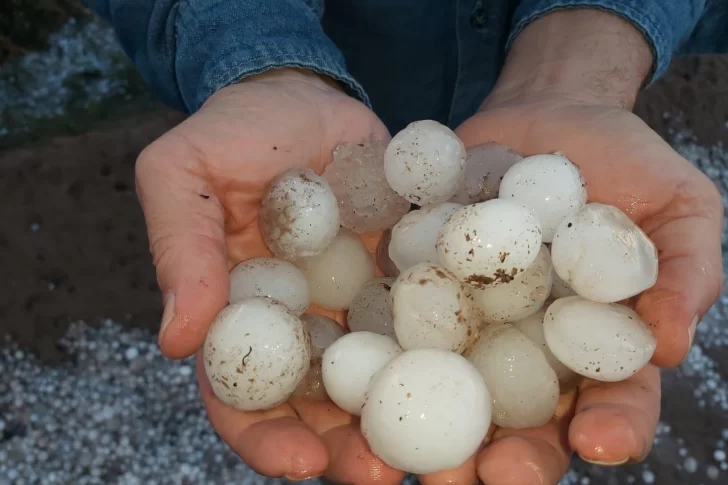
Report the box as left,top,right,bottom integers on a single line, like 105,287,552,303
135,135,229,359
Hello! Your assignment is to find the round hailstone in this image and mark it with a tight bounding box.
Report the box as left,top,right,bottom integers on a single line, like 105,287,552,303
361,348,490,474
376,229,400,278
389,202,463,273
450,143,523,204
321,331,402,415
436,199,542,288
543,296,657,382
293,314,345,400
204,298,310,411
323,138,411,232
347,278,397,339
296,228,376,310
391,263,476,353
551,203,658,303
229,258,310,315
383,120,466,205
551,269,577,299
499,153,587,242
466,324,559,429
469,244,553,324
259,168,340,260
512,308,580,389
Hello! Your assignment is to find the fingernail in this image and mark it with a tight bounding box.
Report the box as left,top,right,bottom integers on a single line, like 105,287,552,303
283,473,319,481
688,315,699,349
580,456,630,467
159,293,176,340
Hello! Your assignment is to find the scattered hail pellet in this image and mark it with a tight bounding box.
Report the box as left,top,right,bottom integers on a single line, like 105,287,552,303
361,348,491,474
383,120,467,205
499,153,587,242
293,314,345,400
543,296,656,381
203,298,310,411
389,202,463,272
323,138,410,232
376,229,400,277
436,199,542,287
469,244,553,324
551,203,658,303
513,308,580,390
321,331,402,415
259,168,340,260
466,324,559,428
347,277,397,339
228,258,310,315
296,228,376,310
449,142,524,204
391,263,476,353
551,268,578,299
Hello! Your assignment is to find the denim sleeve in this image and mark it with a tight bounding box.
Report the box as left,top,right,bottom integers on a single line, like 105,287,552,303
507,0,709,84
84,0,368,113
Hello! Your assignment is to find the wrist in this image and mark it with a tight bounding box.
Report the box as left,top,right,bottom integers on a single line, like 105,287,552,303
487,9,653,110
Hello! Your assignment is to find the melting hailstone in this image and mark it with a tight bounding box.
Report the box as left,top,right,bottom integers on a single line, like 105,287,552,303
229,257,310,315
376,229,400,278
450,142,523,204
347,278,397,339
293,314,345,400
550,269,577,299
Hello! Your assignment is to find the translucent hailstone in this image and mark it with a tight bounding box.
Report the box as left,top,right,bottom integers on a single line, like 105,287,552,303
321,331,402,415
450,143,523,205
466,324,559,429
389,202,462,273
436,199,542,288
391,263,476,352
499,153,587,242
551,203,658,303
204,298,310,411
376,229,400,278
512,308,580,389
293,314,345,400
551,269,577,299
361,348,490,474
229,258,310,315
469,244,553,324
347,278,397,339
296,228,376,310
383,120,467,205
323,138,410,232
259,168,340,260
543,296,657,382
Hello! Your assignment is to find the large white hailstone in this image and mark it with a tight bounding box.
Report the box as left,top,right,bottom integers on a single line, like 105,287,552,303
450,143,523,205
436,199,542,288
361,348,490,474
389,202,462,273
383,120,467,205
204,298,310,411
347,278,397,340
321,331,402,415
259,168,340,260
466,324,559,429
229,258,310,315
499,153,587,242
469,245,553,324
293,314,345,400
543,296,657,382
550,203,658,303
391,263,476,353
550,269,577,299
323,138,411,232
296,228,376,310
376,229,400,278
512,309,580,389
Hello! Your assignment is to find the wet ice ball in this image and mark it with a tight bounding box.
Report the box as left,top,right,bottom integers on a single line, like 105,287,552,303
204,298,310,411
376,229,400,278
450,143,523,204
543,296,657,382
361,348,490,474
384,120,466,205
322,331,402,415
551,203,658,303
499,153,586,242
293,314,345,400
389,202,463,273
436,199,542,287
347,278,397,339
229,258,310,315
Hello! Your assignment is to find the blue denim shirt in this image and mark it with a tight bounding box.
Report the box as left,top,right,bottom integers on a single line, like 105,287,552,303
86,0,727,133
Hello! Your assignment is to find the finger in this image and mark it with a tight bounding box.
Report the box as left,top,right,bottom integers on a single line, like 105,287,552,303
196,355,329,479
569,364,661,465
136,134,229,359
417,453,478,485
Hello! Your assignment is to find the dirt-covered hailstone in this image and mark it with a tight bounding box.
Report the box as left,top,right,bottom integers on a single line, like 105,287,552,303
347,277,397,339
229,257,310,315
450,142,523,204
293,314,344,400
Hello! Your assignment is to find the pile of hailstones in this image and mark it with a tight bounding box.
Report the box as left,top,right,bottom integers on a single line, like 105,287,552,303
204,120,659,475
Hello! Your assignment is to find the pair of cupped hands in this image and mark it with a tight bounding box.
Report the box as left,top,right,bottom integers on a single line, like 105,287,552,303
135,66,723,485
